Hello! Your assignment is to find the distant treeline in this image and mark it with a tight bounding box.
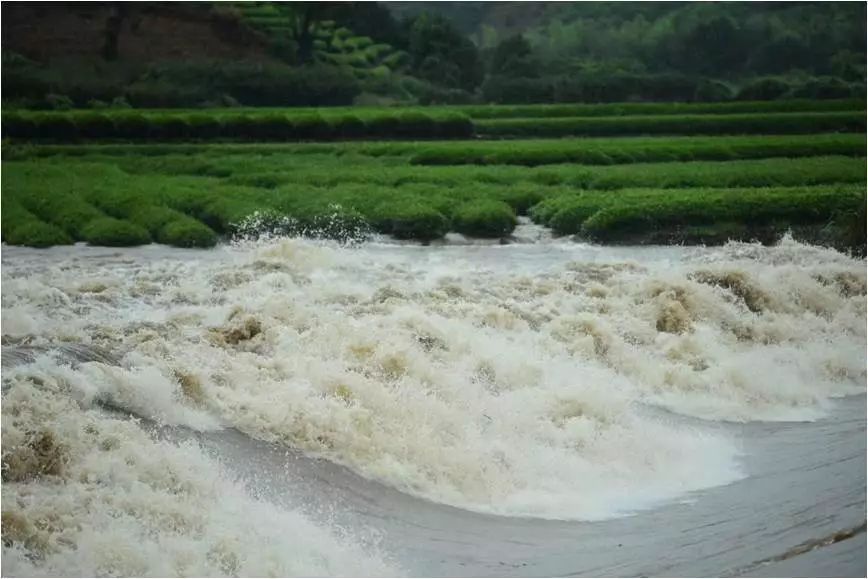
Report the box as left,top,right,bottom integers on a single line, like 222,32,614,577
1,2,865,108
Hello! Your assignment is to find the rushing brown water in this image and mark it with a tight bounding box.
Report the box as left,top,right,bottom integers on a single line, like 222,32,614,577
2,235,865,576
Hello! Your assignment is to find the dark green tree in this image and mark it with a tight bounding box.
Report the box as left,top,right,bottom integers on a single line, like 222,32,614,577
489,34,538,77
408,13,483,91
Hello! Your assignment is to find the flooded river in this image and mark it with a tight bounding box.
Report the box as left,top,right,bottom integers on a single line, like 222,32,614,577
2,234,865,576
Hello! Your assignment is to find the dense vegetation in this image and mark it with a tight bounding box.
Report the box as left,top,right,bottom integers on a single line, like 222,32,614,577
1,3,865,254
2,2,865,108
3,130,865,251
3,99,863,141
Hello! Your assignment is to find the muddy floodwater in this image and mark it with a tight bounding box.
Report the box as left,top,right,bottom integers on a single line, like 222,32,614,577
1,234,865,577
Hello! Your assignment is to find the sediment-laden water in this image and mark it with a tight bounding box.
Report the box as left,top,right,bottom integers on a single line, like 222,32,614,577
1,235,865,576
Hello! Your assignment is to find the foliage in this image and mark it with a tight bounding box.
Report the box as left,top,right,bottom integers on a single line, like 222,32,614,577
81,217,151,246
475,112,865,138
453,200,517,237
1,109,474,142
157,219,218,248
408,13,483,91
408,134,864,166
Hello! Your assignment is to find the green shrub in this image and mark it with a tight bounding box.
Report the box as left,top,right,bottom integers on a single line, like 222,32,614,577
474,112,865,138
5,220,73,247
410,134,865,166
113,113,151,139
453,200,517,237
74,112,116,139
1,113,38,139
219,114,255,140
792,77,855,100
45,94,74,110
329,115,367,139
376,202,448,240
482,76,555,104
396,112,436,138
187,114,223,139
694,79,733,102
149,116,191,141
550,201,603,236
249,113,295,141
33,114,78,140
158,219,218,248
291,114,332,140
737,78,791,101
498,185,545,214
121,204,188,236
15,188,104,239
82,217,151,246
365,114,402,138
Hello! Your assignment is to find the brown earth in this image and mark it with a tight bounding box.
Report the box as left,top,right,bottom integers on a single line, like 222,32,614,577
2,2,273,64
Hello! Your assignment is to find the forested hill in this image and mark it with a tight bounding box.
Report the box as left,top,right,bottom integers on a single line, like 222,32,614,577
387,2,866,99
386,2,865,79
2,1,865,109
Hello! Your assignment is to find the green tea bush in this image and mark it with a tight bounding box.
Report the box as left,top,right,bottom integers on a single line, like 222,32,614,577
549,200,606,236
375,201,448,240
475,112,865,138
291,114,332,140
395,112,436,138
74,112,115,140
365,113,403,138
157,218,218,248
15,189,105,238
1,198,72,246
5,220,73,247
410,135,864,166
1,113,37,139
577,186,866,242
219,115,255,140
249,113,295,141
149,115,191,141
82,217,151,246
33,114,78,140
120,204,190,236
453,200,517,237
434,113,474,138
455,99,863,119
113,113,152,140
329,114,367,139
497,185,545,214
187,114,223,140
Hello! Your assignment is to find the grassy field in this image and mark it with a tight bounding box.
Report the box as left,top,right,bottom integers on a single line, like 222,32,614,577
2,98,865,251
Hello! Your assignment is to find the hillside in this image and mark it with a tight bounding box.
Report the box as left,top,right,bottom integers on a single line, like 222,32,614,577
3,1,865,109
1,3,271,63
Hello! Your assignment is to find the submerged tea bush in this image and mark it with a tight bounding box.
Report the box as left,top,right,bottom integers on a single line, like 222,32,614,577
5,221,73,247
82,218,151,246
375,202,449,241
158,219,218,248
453,200,517,237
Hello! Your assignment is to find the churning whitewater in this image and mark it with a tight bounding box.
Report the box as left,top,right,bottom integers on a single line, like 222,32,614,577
2,235,865,576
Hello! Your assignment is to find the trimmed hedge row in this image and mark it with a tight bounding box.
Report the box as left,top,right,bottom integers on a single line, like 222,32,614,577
1,198,72,247
475,111,866,138
452,98,865,119
528,185,867,244
1,111,474,142
409,134,865,166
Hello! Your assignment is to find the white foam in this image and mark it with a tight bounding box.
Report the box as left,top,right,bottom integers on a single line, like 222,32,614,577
1,237,864,529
